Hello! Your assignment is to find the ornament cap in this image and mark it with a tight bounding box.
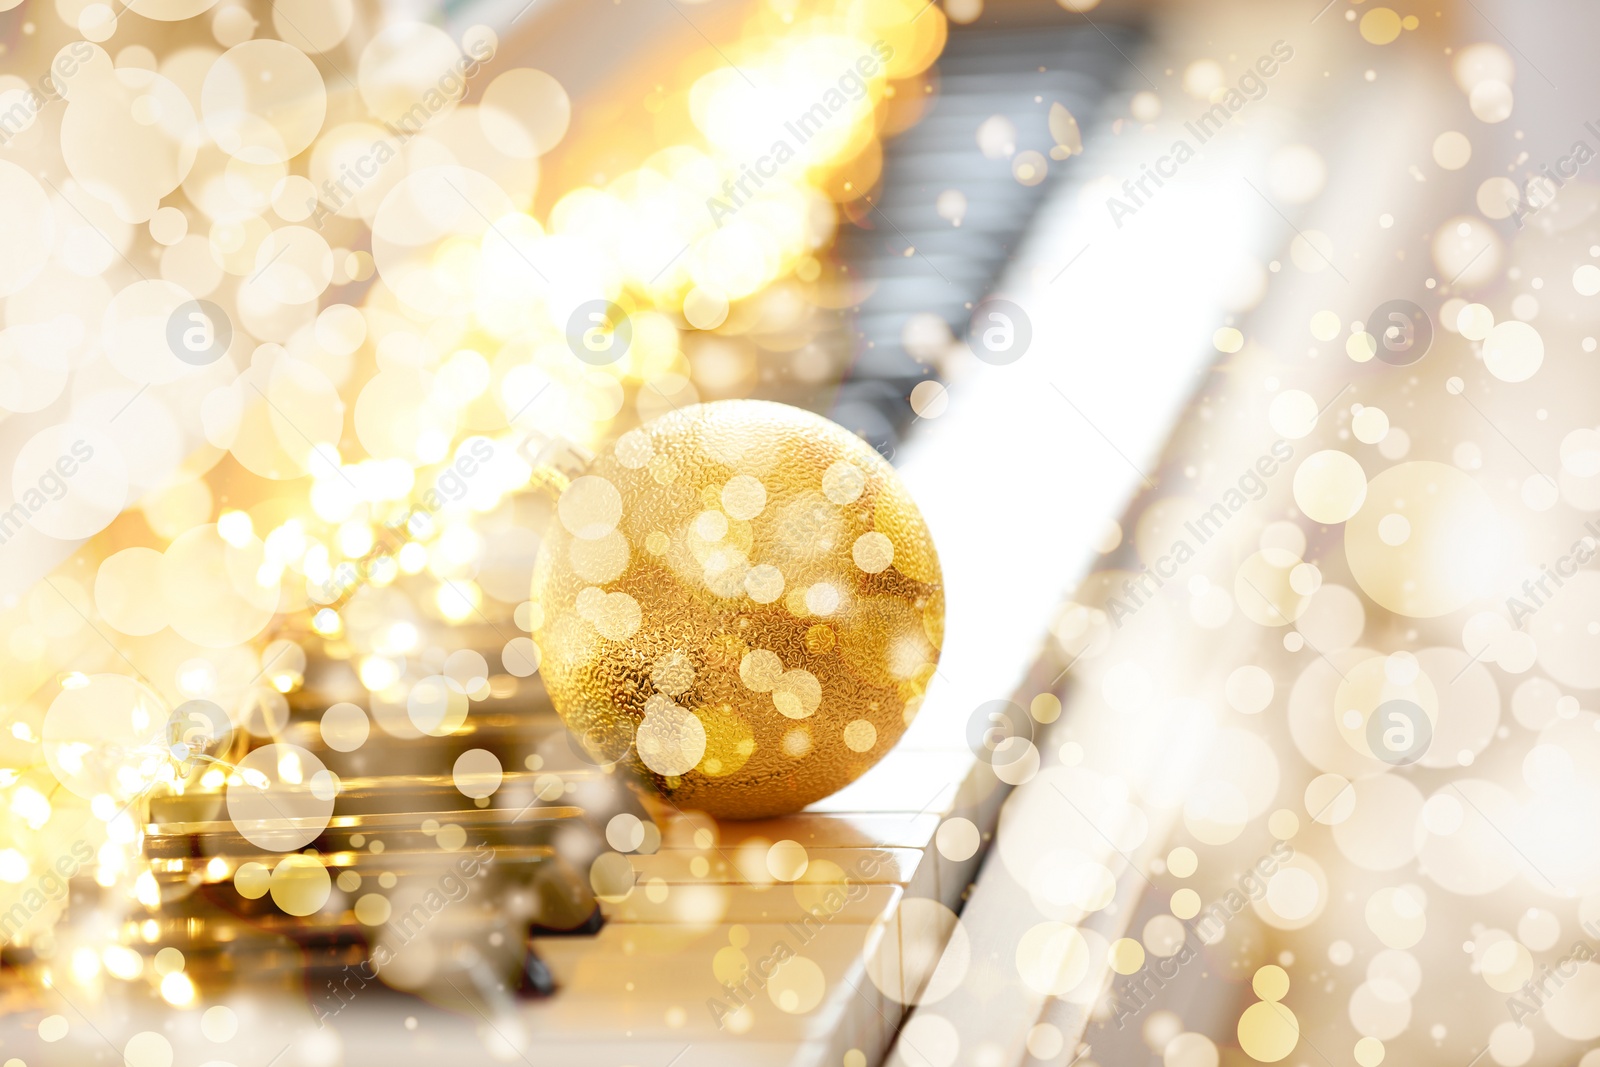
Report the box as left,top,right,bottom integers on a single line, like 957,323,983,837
517,430,595,495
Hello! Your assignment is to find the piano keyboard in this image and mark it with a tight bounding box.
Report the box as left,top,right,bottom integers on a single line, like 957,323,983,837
292,742,1010,1066
4,579,641,1033
824,19,1140,457
0,12,1160,1067
2,487,1002,1067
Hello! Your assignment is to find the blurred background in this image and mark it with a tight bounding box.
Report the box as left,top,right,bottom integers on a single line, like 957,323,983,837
2,0,1600,1065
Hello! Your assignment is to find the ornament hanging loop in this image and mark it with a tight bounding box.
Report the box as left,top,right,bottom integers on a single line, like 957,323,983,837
517,429,594,496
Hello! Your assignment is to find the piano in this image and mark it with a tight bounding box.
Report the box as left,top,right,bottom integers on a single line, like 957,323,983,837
1,0,1526,1065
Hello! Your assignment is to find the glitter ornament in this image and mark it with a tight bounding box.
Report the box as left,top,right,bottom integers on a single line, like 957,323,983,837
531,400,943,818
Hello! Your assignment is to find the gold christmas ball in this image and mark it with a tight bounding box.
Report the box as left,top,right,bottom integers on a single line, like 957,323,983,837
531,400,943,819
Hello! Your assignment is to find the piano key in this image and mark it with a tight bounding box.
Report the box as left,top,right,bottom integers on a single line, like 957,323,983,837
525,920,895,1049
627,845,917,882
604,883,903,926
648,808,942,851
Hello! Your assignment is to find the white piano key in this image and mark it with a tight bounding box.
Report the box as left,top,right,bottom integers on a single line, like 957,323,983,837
604,883,904,926
647,808,943,852
526,920,893,1048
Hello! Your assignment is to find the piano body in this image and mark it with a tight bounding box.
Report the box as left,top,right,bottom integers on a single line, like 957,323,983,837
2,0,1588,1066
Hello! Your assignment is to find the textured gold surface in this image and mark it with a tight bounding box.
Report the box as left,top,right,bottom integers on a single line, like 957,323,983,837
532,401,943,818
